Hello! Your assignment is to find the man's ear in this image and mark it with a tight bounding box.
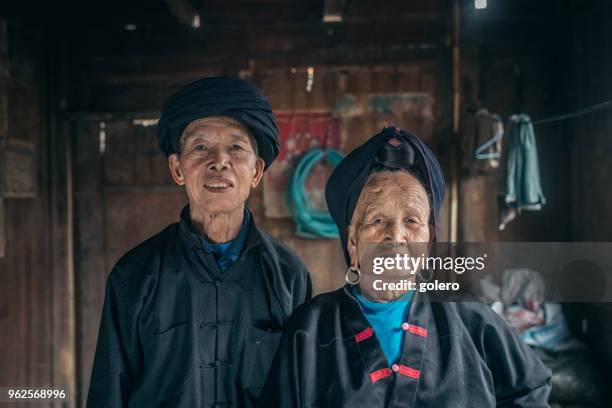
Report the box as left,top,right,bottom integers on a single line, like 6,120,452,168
250,157,265,189
347,226,359,268
168,154,185,186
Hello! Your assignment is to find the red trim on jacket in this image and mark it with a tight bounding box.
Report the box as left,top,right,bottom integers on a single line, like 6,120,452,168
398,365,421,379
369,368,392,383
355,327,373,343
407,324,427,337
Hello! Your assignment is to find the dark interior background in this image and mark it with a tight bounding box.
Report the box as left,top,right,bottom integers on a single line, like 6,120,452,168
0,0,611,406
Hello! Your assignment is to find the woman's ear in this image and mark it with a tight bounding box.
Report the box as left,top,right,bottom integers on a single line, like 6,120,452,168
169,154,186,186
428,224,436,242
347,226,359,268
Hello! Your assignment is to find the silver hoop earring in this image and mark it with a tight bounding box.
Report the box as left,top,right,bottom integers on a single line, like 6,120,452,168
345,266,361,285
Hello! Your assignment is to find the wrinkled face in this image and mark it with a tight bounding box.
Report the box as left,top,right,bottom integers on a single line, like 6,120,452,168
348,171,432,272
169,116,265,214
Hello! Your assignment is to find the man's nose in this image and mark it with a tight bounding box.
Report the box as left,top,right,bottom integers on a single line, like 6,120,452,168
207,147,230,171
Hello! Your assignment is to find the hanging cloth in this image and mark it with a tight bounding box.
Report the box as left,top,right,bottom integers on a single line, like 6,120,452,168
498,114,546,230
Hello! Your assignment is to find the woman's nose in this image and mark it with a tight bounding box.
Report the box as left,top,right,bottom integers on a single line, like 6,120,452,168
385,222,407,242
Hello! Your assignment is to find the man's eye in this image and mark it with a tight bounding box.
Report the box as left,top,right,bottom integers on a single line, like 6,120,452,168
194,145,207,151
372,218,385,224
229,144,245,151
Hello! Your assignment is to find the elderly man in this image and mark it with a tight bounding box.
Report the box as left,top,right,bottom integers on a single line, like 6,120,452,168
87,77,312,408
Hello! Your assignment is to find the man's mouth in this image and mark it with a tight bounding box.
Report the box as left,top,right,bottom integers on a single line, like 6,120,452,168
203,179,234,193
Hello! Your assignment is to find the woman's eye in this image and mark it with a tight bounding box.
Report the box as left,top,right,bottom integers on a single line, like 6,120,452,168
229,144,244,151
405,218,419,225
372,218,385,224
194,145,206,151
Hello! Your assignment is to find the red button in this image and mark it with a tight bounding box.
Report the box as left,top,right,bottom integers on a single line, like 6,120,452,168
392,364,400,372
401,323,410,331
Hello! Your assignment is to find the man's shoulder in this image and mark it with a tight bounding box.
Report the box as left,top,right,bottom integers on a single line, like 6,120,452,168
257,229,298,257
257,228,308,271
111,222,179,280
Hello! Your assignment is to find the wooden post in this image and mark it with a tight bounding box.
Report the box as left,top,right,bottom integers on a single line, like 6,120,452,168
450,0,461,243
73,120,106,406
50,119,77,408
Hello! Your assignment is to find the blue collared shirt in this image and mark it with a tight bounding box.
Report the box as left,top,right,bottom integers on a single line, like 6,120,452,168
352,286,414,366
188,208,251,272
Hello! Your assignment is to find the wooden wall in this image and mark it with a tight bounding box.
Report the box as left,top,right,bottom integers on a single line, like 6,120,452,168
569,0,612,242
0,20,74,408
254,64,444,293
457,1,573,242
566,0,612,396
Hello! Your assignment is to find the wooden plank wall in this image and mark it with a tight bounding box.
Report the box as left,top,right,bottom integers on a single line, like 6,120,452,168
0,21,74,408
569,0,612,242
566,0,612,394
72,119,191,403
458,2,573,242
253,64,444,293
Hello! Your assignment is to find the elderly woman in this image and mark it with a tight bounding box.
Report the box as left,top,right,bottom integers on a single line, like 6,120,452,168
259,127,551,407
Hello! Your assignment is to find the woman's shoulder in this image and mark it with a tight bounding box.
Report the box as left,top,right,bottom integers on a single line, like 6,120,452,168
429,300,515,342
440,301,506,325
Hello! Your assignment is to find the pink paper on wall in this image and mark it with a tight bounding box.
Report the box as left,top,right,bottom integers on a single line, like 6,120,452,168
263,112,340,218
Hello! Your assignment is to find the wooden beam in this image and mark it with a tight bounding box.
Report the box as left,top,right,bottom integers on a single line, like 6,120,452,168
449,0,460,243
67,110,160,122
75,20,444,59
73,121,106,406
49,119,77,408
0,198,4,258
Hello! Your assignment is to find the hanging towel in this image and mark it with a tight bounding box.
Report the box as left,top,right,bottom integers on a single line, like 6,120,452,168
498,114,546,230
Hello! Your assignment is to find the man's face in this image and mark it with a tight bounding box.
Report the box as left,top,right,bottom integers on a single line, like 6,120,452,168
169,116,265,215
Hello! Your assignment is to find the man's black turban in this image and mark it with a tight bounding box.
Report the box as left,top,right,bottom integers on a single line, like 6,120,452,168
157,77,280,169
325,127,446,264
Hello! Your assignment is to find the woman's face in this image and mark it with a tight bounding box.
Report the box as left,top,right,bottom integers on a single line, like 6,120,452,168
348,171,432,271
